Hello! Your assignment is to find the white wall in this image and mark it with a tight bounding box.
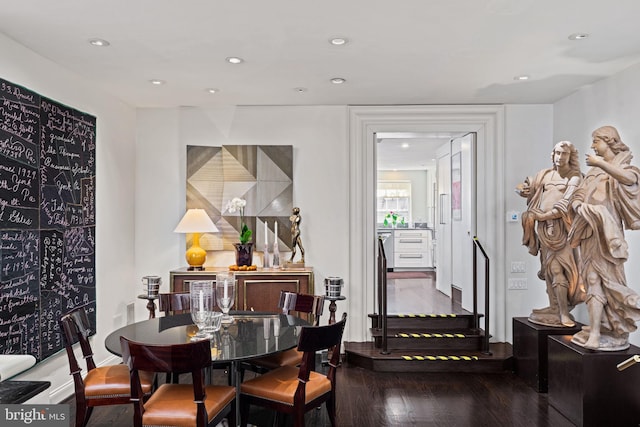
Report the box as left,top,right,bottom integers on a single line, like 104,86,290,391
135,106,350,329
0,33,138,402
554,62,640,348
503,105,555,341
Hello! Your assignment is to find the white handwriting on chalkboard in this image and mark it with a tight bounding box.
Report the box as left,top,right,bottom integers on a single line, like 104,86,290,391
7,209,33,226
42,156,70,171
1,82,36,103
0,135,36,166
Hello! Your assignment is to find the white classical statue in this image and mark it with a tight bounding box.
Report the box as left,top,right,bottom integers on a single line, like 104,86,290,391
518,141,586,327
568,126,640,351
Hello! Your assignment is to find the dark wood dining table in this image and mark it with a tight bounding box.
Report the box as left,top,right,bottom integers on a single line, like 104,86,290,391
105,311,308,426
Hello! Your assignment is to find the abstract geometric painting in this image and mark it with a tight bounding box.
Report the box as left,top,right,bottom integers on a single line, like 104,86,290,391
186,145,293,251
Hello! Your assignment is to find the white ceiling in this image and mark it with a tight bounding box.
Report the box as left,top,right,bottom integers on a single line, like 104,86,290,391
377,133,467,171
3,0,640,109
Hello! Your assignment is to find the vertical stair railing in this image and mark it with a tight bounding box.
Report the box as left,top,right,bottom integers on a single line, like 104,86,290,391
377,237,390,354
472,236,491,355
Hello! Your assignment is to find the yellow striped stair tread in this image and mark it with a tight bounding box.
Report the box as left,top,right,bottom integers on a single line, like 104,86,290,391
401,355,479,361
396,333,466,338
397,314,457,318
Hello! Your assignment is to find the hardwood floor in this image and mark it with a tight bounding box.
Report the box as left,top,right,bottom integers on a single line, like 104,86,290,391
64,366,573,426
386,271,460,315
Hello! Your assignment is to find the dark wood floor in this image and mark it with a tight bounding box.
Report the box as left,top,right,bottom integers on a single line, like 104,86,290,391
64,272,574,426
64,366,574,427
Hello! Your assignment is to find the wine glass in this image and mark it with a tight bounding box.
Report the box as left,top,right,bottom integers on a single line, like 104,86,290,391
216,272,235,323
190,281,213,339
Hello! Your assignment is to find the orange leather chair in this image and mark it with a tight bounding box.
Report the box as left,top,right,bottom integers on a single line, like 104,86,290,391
121,336,235,427
240,313,347,427
60,306,154,427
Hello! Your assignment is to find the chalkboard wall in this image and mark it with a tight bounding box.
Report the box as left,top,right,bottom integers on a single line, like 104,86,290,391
0,77,96,361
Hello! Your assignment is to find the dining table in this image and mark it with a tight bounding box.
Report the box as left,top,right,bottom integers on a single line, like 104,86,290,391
104,311,309,427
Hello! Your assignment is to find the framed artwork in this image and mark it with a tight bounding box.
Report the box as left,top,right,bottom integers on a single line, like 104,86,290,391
186,145,294,250
451,152,462,221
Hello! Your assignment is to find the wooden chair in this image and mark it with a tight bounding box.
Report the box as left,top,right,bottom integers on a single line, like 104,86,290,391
120,337,235,427
121,336,235,427
248,291,325,372
158,292,191,315
239,313,347,427
60,306,154,427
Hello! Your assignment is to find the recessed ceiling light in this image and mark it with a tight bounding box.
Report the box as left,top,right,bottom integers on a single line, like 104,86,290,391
401,143,410,149
330,77,346,84
514,75,530,81
226,57,244,64
329,37,348,46
294,87,308,93
88,38,110,47
205,88,219,94
149,79,165,85
568,33,589,40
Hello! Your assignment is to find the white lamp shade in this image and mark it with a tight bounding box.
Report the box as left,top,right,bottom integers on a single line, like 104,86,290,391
174,209,218,233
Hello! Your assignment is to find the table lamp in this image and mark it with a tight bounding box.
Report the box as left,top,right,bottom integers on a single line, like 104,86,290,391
174,209,218,270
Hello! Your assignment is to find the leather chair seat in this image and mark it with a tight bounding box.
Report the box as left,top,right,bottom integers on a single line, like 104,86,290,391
84,365,153,399
141,384,235,427
240,365,331,406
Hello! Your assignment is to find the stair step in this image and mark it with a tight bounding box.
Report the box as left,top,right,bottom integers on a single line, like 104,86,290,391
344,341,513,373
372,334,484,350
369,313,482,329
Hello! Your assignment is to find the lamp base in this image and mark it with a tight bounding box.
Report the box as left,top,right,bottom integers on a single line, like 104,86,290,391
187,266,205,271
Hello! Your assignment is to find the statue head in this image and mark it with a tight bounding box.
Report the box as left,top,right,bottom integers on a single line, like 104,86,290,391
592,126,629,154
551,141,581,176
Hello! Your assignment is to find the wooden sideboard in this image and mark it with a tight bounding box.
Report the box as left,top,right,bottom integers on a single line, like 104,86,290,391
169,267,314,313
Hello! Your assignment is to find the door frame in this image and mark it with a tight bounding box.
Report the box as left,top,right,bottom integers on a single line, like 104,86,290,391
347,105,506,343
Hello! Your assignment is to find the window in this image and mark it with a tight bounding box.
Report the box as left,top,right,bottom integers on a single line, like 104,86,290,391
377,181,411,226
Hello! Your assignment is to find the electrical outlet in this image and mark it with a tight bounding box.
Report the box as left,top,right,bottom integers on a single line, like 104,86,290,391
508,278,528,290
510,261,526,273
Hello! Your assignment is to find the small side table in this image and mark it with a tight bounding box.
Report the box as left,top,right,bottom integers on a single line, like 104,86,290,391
326,295,346,325
137,294,158,319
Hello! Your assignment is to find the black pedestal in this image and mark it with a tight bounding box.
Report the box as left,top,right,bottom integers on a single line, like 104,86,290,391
548,335,640,427
512,317,582,392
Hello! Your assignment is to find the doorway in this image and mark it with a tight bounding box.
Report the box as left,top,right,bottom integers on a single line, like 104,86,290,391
376,132,476,312
347,105,506,344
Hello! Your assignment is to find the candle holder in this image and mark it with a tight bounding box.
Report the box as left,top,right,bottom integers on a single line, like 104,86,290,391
216,272,235,323
263,242,271,268
272,239,281,269
189,281,213,340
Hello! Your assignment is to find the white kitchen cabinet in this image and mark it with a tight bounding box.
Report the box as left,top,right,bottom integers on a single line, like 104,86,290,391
393,229,433,269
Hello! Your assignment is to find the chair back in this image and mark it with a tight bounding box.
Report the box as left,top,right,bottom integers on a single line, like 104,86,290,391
278,291,325,325
60,306,97,374
121,337,217,427
297,312,347,353
121,336,211,378
158,292,191,315
297,312,347,373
